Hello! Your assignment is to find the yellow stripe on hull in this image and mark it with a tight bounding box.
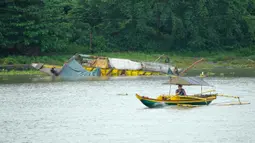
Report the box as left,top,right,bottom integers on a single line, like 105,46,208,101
42,64,163,76
135,93,217,106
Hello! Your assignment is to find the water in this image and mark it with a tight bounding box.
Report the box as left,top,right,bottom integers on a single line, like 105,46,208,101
0,76,255,143
188,67,255,77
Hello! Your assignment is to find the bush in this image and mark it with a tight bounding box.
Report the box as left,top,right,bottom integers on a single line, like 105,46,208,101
2,57,18,65
248,55,255,61
237,46,255,57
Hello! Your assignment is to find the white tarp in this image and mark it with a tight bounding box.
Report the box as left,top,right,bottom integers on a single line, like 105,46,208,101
108,58,142,70
141,62,173,73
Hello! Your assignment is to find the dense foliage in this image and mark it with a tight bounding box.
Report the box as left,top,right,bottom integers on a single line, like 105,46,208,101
1,0,255,55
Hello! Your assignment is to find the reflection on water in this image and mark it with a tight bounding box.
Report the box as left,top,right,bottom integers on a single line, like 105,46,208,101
0,76,254,143
0,74,170,84
0,75,112,84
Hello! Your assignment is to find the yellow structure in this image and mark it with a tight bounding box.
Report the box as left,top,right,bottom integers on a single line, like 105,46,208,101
42,64,163,76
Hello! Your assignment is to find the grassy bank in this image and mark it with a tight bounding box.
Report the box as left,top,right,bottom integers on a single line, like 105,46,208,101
0,55,72,65
96,52,255,68
0,70,43,76
0,52,255,73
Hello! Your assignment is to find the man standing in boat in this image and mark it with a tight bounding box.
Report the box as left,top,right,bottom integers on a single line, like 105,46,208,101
176,84,186,96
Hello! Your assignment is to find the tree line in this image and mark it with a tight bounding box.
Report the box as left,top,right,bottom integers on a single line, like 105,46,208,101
0,0,255,56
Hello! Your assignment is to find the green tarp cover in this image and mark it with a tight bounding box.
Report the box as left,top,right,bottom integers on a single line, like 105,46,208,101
59,58,101,78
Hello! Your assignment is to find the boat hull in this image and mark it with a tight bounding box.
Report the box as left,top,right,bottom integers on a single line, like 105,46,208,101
31,63,164,77
136,94,216,108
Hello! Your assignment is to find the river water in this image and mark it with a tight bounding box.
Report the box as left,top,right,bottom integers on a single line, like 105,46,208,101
0,75,254,143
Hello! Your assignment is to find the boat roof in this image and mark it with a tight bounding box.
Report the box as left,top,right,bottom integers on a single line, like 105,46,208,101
164,76,211,86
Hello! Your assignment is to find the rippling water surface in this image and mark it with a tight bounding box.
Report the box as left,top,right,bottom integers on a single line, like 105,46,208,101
0,76,254,143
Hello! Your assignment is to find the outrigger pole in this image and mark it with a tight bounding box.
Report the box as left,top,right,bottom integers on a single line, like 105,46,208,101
194,89,216,95
179,58,204,76
216,94,250,105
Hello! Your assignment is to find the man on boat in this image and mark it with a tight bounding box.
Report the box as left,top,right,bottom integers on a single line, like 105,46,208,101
176,84,186,96
50,67,59,76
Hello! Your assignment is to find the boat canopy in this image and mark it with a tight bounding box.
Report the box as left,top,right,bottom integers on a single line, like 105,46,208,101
165,76,211,86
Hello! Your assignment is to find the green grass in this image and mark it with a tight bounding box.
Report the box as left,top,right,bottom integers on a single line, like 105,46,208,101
0,55,72,65
0,70,43,76
94,51,255,68
0,51,255,71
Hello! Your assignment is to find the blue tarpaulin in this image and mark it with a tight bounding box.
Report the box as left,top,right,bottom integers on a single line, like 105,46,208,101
59,58,101,78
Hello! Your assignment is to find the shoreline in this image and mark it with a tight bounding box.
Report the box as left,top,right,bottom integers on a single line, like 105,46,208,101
0,52,255,76
1,67,254,77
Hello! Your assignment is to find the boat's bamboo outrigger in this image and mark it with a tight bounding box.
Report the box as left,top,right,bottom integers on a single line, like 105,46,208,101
215,94,250,105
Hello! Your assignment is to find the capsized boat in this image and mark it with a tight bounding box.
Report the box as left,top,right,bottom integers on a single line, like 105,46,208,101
32,56,101,79
31,54,181,77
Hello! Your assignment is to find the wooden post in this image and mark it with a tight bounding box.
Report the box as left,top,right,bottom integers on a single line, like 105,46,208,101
238,97,241,104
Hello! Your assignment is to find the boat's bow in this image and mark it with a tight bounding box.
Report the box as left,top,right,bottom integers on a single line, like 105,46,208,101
136,94,143,100
136,94,168,108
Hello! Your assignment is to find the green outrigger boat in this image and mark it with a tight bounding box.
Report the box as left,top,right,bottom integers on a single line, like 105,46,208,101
136,76,250,108
136,76,218,108
136,94,217,108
